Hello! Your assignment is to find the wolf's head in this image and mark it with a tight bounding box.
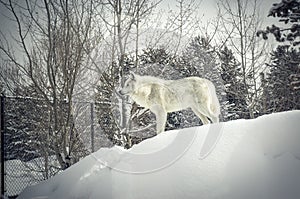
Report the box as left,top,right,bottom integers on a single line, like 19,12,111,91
119,72,138,95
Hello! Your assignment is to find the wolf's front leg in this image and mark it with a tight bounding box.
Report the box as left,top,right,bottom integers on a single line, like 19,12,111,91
150,105,167,134
156,112,167,134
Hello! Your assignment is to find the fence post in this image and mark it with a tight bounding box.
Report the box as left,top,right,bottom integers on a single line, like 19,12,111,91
1,94,6,198
90,102,95,153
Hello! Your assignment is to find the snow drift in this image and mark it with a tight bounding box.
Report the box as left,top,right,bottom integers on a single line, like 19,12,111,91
18,111,300,199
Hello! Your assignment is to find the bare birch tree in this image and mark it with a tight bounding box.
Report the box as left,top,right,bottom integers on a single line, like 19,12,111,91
0,0,98,169
217,0,269,118
94,0,161,147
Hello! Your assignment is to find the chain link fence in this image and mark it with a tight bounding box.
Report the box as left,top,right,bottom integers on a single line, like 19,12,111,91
1,95,112,198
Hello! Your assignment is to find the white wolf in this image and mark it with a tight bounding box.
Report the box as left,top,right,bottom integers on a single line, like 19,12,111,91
120,72,220,134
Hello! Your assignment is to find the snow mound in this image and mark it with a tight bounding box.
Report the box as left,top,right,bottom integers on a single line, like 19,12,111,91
18,111,300,199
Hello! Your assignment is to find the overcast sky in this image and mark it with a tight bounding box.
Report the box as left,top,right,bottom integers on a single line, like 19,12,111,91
161,0,279,25
0,0,280,56
0,0,280,32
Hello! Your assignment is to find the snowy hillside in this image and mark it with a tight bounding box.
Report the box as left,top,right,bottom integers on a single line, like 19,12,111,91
18,111,300,199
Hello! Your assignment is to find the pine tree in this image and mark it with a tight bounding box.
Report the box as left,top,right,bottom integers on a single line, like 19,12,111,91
262,45,300,113
95,58,132,148
258,0,300,115
95,69,120,146
182,36,227,121
95,49,179,148
218,46,249,120
138,47,179,78
4,97,45,161
136,47,202,132
257,0,300,46
137,48,184,132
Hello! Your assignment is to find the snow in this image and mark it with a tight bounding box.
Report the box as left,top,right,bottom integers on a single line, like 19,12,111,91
17,111,300,199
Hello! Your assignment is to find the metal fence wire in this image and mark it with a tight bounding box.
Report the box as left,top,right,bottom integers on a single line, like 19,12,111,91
0,95,112,198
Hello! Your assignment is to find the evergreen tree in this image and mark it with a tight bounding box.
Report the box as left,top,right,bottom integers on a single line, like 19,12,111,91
94,42,228,148
258,0,300,115
138,47,179,78
218,46,249,120
137,46,206,133
182,36,227,121
95,58,132,148
95,69,119,146
95,49,178,148
261,45,300,113
137,48,184,132
4,96,47,162
258,0,300,46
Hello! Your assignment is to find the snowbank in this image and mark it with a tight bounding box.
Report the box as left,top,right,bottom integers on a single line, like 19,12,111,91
18,111,300,199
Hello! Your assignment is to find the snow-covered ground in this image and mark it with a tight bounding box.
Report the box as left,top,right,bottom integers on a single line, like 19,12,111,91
18,111,300,199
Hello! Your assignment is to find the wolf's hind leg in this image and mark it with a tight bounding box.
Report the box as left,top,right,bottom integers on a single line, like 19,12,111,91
191,107,210,125
151,104,167,134
206,105,219,123
210,115,219,123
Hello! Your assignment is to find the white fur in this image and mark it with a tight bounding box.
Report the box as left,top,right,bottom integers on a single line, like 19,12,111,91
120,73,220,134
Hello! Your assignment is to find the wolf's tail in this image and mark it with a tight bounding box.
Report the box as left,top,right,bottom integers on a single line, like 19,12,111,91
206,80,221,116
